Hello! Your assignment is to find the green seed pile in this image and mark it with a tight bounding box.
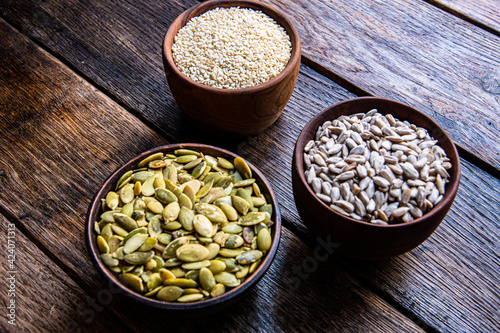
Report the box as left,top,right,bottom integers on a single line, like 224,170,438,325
94,149,274,302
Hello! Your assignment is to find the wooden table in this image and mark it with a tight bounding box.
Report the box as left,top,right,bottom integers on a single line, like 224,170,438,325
1,0,499,331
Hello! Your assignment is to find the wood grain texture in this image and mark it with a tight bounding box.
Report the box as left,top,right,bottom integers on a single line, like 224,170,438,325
263,0,500,171
431,0,500,34
0,19,425,332
239,68,500,332
0,214,125,332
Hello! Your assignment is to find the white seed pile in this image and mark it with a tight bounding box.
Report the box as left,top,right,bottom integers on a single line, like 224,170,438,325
172,7,292,89
303,109,452,225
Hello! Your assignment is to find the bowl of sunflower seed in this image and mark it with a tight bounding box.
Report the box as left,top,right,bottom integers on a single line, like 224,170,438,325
86,143,281,313
292,97,461,260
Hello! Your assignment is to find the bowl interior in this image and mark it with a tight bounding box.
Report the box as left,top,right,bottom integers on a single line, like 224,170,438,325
294,96,461,228
86,143,282,311
162,0,301,94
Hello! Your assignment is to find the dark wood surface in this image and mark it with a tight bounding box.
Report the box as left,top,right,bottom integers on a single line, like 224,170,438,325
0,0,499,332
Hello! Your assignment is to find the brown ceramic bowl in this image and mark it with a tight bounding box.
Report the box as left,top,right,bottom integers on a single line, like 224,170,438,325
292,97,461,260
162,0,301,137
86,143,281,314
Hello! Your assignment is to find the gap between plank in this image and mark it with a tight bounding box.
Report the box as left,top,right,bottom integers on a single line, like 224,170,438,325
424,0,500,38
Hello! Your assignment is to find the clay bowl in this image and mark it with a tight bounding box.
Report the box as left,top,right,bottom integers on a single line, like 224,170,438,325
292,97,461,260
86,143,281,315
162,0,301,137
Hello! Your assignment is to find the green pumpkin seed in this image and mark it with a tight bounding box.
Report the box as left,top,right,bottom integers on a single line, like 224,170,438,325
145,258,157,271
193,214,214,238
132,171,155,183
182,259,210,270
120,273,144,293
232,195,250,215
164,278,198,288
233,178,256,188
155,188,178,205
148,215,162,239
195,203,227,223
174,149,200,156
225,234,244,248
124,250,154,265
162,236,190,259
146,199,164,215
191,160,207,178
101,253,118,267
121,227,147,245
147,273,163,291
200,187,224,204
251,196,266,207
196,180,214,199
163,201,180,222
174,154,198,164
119,184,135,204
158,233,172,245
105,191,119,210
209,260,226,274
205,243,220,260
219,248,243,258
163,164,177,184
138,237,157,251
124,233,148,254
199,267,216,292
234,157,252,179
138,152,164,167
145,286,162,297
257,227,272,251
210,283,226,297
164,258,183,267
116,170,134,189
100,210,119,223
178,192,193,209
178,206,195,231
238,212,268,226
157,286,183,301
218,258,239,272
235,265,250,279
222,222,243,234
220,203,238,222
176,244,209,262
236,188,253,211
170,267,185,278
149,159,168,169
236,250,263,264
214,175,233,188
249,259,261,274
242,227,255,244
163,221,182,231
159,268,176,281
97,235,109,254
214,272,240,287
141,176,156,197
113,213,138,231
177,294,204,303
217,157,234,170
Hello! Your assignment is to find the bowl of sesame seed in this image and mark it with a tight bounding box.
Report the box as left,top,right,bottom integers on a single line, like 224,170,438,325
291,97,461,260
162,0,301,137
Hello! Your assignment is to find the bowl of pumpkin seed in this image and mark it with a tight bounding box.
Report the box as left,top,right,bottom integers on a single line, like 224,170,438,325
292,97,461,260
86,143,281,312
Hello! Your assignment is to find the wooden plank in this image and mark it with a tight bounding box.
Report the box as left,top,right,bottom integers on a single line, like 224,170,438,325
430,0,500,34
261,0,500,171
0,19,424,332
0,214,128,332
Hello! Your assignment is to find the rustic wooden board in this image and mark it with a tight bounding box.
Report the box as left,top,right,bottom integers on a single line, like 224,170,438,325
0,19,425,332
263,0,500,171
0,214,126,332
431,0,500,34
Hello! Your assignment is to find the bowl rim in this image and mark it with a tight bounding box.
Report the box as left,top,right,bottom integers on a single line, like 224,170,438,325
85,143,282,310
162,0,301,94
294,96,461,228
